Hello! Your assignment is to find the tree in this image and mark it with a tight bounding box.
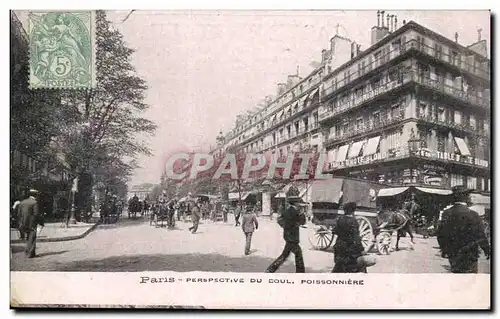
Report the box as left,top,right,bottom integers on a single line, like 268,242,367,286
53,10,156,220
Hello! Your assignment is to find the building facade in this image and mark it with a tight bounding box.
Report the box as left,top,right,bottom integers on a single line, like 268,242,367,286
212,13,490,215
10,12,72,221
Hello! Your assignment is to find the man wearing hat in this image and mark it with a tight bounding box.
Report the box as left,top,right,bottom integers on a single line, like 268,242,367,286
19,189,43,258
188,198,202,234
266,186,306,273
438,185,490,273
332,202,366,273
241,204,259,255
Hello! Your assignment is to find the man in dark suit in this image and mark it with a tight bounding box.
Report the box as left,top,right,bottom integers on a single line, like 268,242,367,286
266,192,306,273
438,185,490,273
188,200,201,234
241,204,259,255
332,202,365,273
19,189,43,258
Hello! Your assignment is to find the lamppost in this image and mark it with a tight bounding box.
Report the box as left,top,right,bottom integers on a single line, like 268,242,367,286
67,176,78,226
407,128,421,184
67,121,91,226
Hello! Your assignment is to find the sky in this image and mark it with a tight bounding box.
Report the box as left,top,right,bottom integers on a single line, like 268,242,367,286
15,10,491,186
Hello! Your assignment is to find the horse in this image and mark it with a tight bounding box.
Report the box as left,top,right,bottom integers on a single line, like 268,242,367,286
376,209,415,251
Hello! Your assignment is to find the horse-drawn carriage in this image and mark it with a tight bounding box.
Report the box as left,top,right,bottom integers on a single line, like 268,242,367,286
308,178,412,255
127,197,142,218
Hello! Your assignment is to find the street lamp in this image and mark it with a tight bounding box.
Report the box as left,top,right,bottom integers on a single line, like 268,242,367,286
67,121,91,226
407,129,420,155
407,128,421,184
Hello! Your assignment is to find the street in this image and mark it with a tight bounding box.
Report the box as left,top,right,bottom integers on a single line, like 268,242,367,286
10,215,491,273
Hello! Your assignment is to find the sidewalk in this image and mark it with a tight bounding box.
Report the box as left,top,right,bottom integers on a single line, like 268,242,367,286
10,222,98,244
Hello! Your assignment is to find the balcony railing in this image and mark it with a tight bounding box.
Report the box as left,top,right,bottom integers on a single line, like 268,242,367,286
417,115,490,137
327,146,489,171
413,75,490,109
320,75,408,121
322,38,490,110
326,115,406,145
412,40,490,80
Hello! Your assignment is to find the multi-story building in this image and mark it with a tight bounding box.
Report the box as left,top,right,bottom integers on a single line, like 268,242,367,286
214,11,490,215
320,14,490,200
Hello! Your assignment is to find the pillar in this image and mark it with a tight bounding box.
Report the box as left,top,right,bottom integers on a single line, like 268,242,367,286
261,191,271,216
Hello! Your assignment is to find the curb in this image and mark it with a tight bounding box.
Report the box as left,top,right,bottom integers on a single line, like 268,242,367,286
10,222,100,244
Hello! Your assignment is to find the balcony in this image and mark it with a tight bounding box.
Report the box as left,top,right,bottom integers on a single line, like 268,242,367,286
319,75,409,122
323,44,411,99
325,115,406,146
413,74,490,110
411,40,490,81
326,146,489,171
417,115,490,137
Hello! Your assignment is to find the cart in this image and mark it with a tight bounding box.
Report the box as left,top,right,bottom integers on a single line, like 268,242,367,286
308,177,390,254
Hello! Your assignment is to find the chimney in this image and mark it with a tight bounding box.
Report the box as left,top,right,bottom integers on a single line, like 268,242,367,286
390,15,395,31
371,10,391,45
394,16,398,30
277,83,287,96
386,14,390,31
455,32,459,43
403,19,406,25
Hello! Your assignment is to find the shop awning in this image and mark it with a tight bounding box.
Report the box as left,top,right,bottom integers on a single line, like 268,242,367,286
363,136,381,156
310,178,344,203
229,192,250,200
347,141,364,158
470,193,490,206
291,101,299,109
454,137,471,156
378,187,409,197
308,88,319,100
336,144,349,162
415,187,452,195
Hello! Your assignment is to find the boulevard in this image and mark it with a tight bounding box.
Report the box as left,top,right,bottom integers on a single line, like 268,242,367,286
10,214,491,274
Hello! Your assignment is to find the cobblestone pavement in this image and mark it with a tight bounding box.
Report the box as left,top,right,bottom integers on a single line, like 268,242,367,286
10,215,490,273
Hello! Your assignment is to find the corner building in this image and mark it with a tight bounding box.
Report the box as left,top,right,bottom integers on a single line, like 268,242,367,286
320,19,490,199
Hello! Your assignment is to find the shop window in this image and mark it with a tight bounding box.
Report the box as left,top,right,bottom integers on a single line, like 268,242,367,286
450,174,464,187
467,176,477,190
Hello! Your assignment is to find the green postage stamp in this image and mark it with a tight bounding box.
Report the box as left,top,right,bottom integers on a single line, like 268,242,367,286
28,11,96,89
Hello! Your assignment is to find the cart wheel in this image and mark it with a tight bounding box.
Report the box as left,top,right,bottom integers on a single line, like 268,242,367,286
308,226,335,250
376,231,392,255
356,216,375,253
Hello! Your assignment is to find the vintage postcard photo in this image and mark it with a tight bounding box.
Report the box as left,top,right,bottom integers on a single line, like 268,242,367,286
10,9,491,309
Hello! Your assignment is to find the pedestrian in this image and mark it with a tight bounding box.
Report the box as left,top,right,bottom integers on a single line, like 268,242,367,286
19,189,44,258
189,200,201,234
241,204,259,255
12,197,24,240
234,202,242,226
438,185,490,273
332,202,366,273
222,203,228,223
266,192,306,273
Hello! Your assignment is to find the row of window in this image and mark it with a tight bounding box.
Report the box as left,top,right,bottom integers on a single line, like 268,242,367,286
417,100,490,132
450,174,490,192
328,102,404,140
